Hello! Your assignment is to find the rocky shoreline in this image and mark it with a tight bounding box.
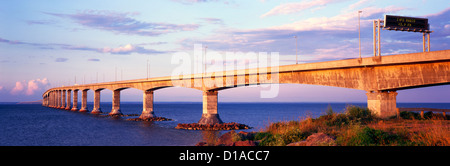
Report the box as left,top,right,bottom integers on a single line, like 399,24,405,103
99,114,140,118
127,117,173,121
175,122,251,130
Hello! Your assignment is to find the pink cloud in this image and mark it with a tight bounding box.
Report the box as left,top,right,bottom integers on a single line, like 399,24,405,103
101,44,134,54
261,0,347,18
10,81,25,95
270,6,406,31
10,78,49,96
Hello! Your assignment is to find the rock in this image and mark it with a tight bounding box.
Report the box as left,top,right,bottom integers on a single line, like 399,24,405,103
195,142,209,146
216,130,236,145
175,122,251,130
287,133,336,146
127,117,173,121
231,140,257,146
286,141,307,146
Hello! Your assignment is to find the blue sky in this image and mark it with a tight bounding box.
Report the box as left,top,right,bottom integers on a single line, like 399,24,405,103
0,0,449,102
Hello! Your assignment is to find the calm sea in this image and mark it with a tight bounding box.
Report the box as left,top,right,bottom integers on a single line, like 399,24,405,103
1,102,449,146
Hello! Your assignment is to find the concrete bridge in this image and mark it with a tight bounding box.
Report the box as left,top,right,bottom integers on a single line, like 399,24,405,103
42,50,450,124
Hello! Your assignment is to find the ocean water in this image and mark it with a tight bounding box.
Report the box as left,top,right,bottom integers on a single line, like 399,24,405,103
1,102,449,146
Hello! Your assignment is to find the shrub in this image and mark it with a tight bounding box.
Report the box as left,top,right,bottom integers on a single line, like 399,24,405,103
280,128,309,145
256,129,310,146
326,105,334,116
326,113,349,127
399,111,421,120
346,106,375,124
347,127,402,146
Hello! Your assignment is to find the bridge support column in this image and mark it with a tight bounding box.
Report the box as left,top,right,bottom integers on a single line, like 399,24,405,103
110,90,123,116
62,90,66,109
51,91,55,108
71,90,78,111
66,90,71,110
91,90,102,114
57,90,61,108
139,90,155,119
50,92,54,107
366,90,398,119
198,91,223,125
79,90,88,112
52,91,58,108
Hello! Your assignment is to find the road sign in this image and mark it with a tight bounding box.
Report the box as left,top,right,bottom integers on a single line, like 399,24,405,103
384,15,429,32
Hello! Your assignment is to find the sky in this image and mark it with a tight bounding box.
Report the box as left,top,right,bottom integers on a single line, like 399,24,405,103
0,0,449,103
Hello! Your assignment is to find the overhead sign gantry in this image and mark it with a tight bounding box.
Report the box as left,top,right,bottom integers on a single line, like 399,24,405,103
373,15,432,57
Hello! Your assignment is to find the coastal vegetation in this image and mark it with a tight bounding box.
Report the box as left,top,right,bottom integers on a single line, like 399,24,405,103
201,105,450,146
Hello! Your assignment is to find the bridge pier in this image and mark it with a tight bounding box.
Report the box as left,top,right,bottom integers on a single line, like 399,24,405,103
66,90,71,110
50,91,54,108
139,90,155,119
53,91,57,108
91,90,102,114
109,90,123,116
198,91,223,125
366,90,398,119
61,90,66,109
57,90,61,108
71,90,78,111
79,90,88,112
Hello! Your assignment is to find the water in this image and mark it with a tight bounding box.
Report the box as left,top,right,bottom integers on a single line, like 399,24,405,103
1,102,449,146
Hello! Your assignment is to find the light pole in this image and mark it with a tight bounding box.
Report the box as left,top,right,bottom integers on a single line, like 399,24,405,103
358,10,362,59
204,46,207,73
294,35,298,64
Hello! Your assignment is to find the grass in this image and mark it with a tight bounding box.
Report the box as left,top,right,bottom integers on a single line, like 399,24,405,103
237,105,450,146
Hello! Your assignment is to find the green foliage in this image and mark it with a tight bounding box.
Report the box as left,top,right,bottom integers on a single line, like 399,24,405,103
326,113,349,127
399,111,422,120
256,129,309,146
280,128,309,145
399,111,446,120
320,105,376,127
346,106,375,124
326,105,334,116
347,127,404,146
254,132,272,141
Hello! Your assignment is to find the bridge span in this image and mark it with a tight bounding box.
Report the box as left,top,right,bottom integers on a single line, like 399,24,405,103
42,50,450,124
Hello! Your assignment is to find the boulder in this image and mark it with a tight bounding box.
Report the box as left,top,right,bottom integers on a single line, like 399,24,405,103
287,133,336,146
231,140,257,146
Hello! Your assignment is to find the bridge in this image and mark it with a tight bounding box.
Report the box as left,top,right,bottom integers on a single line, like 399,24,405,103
42,50,450,124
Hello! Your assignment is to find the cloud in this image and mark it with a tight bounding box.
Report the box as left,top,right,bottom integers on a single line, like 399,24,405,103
55,58,68,62
180,6,450,63
172,0,218,4
10,81,25,95
200,18,225,25
87,58,100,62
0,37,167,55
45,10,199,36
26,20,57,25
270,6,406,31
346,0,373,11
11,78,49,96
261,0,348,18
66,44,166,55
